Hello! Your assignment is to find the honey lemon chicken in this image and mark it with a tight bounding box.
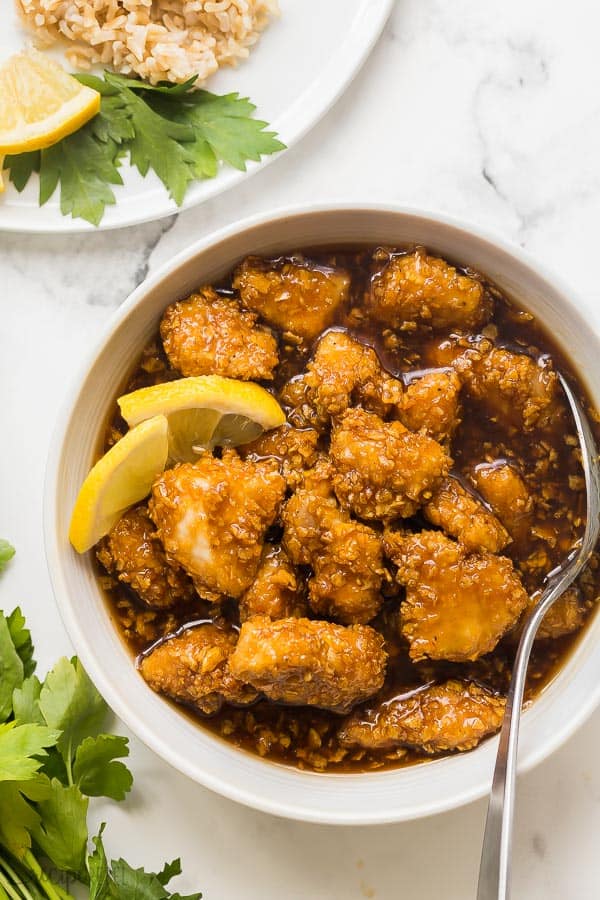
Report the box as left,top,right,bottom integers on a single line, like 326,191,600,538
149,451,285,602
339,681,506,753
139,624,257,715
385,530,529,662
160,287,278,380
97,504,195,608
229,617,387,712
330,407,451,520
94,243,597,774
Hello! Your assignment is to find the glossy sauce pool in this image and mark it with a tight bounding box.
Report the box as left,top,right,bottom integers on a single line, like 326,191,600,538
97,245,600,773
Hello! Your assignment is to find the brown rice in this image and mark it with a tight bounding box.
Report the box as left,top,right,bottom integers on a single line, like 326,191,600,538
16,0,279,85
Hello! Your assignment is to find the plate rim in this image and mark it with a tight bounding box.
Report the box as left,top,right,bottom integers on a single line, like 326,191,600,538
0,0,394,234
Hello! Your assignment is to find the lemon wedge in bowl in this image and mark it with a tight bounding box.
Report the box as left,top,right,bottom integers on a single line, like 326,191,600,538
0,48,101,155
118,375,286,463
69,415,169,554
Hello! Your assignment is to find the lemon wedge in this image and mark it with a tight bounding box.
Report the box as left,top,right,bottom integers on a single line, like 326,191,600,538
69,415,169,554
118,375,286,463
0,48,101,155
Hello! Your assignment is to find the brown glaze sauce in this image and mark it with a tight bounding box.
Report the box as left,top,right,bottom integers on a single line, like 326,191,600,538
97,245,600,773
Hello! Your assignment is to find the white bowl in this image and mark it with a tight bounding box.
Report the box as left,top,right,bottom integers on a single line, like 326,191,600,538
44,204,600,825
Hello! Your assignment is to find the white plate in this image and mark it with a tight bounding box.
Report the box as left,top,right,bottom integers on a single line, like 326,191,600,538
0,0,393,232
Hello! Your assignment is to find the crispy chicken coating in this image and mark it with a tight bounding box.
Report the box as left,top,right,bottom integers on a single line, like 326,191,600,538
424,476,510,553
400,369,462,443
233,257,350,343
238,546,307,622
527,587,585,641
240,423,320,489
339,680,505,753
468,461,533,546
160,287,278,380
385,530,529,662
149,451,286,602
464,347,561,432
282,466,385,624
330,408,451,520
509,588,584,646
303,330,403,422
229,616,387,712
369,248,490,333
139,624,257,715
96,505,195,609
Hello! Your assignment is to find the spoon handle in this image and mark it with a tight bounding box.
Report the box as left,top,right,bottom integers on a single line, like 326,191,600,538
477,577,575,900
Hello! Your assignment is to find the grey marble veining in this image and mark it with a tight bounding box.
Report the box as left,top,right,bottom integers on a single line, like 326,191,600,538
3,1,600,897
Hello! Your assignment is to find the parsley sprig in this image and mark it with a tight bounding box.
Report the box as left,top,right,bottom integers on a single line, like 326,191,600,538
5,72,285,226
0,545,201,900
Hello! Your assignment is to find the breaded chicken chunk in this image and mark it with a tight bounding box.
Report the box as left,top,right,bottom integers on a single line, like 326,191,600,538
303,330,403,422
149,451,286,602
464,347,561,432
241,423,320,489
385,530,529,662
339,680,505,753
229,616,387,712
97,505,195,608
369,248,490,333
528,587,584,641
233,257,350,342
239,546,307,622
468,461,533,546
423,476,510,553
330,408,451,520
283,465,385,624
400,369,462,443
160,287,278,380
139,624,257,715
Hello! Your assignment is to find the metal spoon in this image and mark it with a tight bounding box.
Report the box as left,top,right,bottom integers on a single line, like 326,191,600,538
477,372,600,900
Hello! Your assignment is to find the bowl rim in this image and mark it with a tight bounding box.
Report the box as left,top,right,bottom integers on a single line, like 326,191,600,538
43,202,600,824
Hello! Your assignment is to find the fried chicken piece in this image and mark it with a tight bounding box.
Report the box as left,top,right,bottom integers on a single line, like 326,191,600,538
238,546,307,622
303,330,403,422
149,451,286,602
233,257,350,342
423,476,510,553
282,465,384,624
96,505,195,609
369,248,490,333
528,587,585,641
330,408,451,520
385,530,529,662
229,616,387,712
464,347,561,432
240,423,320,489
339,680,505,753
160,287,278,380
468,461,533,547
139,623,257,715
510,587,584,644
400,369,462,443
280,374,328,432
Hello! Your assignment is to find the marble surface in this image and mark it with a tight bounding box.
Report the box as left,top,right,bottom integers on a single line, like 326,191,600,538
2,0,600,896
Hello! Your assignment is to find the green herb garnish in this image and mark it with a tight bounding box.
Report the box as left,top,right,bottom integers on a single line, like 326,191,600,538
0,551,201,900
5,72,285,226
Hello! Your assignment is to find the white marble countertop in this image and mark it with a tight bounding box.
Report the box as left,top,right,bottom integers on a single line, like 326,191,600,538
3,0,600,897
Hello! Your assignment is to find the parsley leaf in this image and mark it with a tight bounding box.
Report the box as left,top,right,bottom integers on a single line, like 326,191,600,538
8,608,36,679
0,541,15,573
4,73,284,225
0,779,49,857
0,615,24,722
12,676,43,726
38,657,107,766
0,723,59,781
73,734,133,800
31,779,88,876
